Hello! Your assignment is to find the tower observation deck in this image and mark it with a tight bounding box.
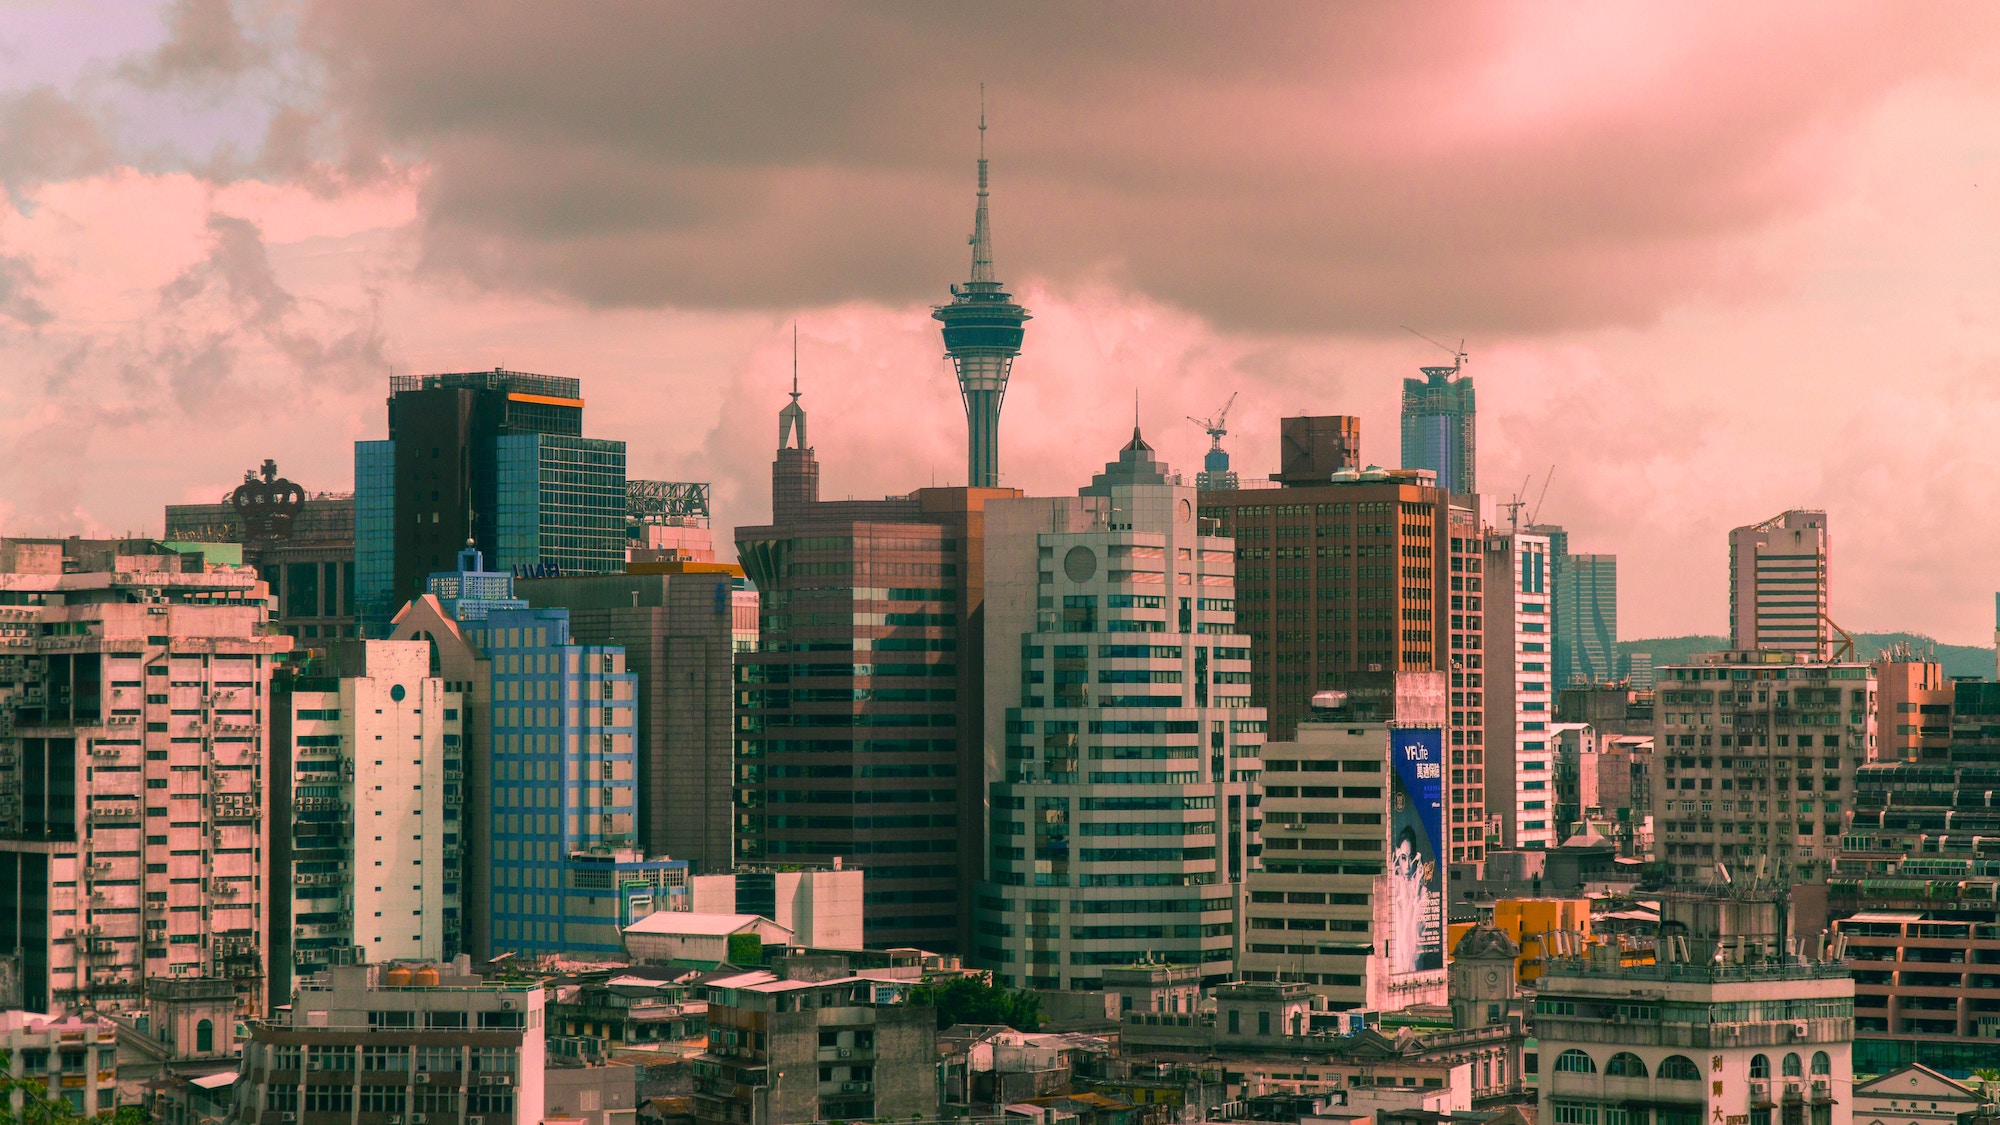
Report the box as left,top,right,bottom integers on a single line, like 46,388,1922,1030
933,101,1030,489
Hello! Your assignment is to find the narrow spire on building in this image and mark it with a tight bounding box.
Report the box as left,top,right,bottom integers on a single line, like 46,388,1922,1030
773,324,819,518
934,88,1030,490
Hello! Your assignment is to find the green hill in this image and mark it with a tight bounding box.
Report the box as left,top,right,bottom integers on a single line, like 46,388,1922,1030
1618,634,1995,680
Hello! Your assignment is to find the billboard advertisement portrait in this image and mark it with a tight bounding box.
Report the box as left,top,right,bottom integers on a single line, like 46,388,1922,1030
1388,726,1445,973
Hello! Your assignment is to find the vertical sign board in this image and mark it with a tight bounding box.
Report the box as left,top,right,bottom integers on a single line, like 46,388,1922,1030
1389,726,1445,973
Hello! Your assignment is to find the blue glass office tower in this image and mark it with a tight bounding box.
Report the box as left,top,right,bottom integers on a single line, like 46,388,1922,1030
1400,365,1476,497
354,370,627,636
419,550,684,957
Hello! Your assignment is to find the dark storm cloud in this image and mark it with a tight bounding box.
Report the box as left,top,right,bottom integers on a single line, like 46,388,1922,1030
0,87,111,185
124,0,268,89
300,1,1992,333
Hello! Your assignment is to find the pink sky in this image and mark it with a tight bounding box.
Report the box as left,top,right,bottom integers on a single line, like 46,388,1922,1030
4,2,2000,643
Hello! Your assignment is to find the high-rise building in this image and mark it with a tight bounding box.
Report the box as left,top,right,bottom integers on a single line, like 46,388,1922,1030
164,459,358,642
1273,415,1360,486
270,640,464,999
515,569,738,873
734,381,1018,955
0,538,288,1015
1872,651,1951,762
1728,509,1831,657
1199,424,1486,866
1400,363,1475,497
229,961,545,1125
975,430,1265,990
1484,528,1556,850
1241,685,1447,1011
1652,649,1876,886
1534,891,1853,1125
355,370,627,636
1533,524,1619,689
932,113,1030,490
391,549,682,959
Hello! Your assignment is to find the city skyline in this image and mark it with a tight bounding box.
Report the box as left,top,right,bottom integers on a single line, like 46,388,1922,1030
7,5,2000,647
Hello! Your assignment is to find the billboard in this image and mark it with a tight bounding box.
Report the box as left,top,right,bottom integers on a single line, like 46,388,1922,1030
1388,727,1445,973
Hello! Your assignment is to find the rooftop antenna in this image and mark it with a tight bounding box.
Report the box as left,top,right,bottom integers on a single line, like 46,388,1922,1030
791,320,799,402
1401,326,1468,373
1187,391,1238,456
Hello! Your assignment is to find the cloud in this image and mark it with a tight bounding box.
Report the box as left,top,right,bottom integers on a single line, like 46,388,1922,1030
124,0,267,89
299,1,1998,334
0,87,110,184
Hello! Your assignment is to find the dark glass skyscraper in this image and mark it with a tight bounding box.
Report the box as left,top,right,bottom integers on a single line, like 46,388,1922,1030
1400,365,1476,497
354,370,627,635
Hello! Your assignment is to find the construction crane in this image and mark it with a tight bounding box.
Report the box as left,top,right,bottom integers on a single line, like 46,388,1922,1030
1402,326,1468,373
1188,392,1238,455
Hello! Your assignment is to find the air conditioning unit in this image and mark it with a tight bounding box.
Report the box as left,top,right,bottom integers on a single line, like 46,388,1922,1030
837,1048,851,1058
388,1117,402,1124
500,1000,514,1010
841,1083,861,1093
496,1077,510,1088
280,1115,296,1123
307,1060,323,1071
1612,1013,1628,1024
1791,1021,1808,1037
414,1074,430,1085
468,1117,484,1125
411,1116,427,1124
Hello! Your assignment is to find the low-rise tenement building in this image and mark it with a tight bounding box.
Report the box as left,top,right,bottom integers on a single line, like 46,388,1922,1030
0,537,290,1017
690,956,937,1125
1651,650,1878,886
228,959,544,1125
0,1009,121,1118
1534,891,1852,1125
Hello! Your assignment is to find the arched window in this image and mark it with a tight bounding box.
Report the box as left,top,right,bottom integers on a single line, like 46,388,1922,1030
196,1019,214,1054
1606,1053,1649,1077
1783,1053,1803,1077
1751,1055,1771,1079
1554,1050,1598,1074
1659,1056,1702,1081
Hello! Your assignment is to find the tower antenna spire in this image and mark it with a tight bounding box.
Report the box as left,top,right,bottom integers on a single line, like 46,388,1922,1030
791,320,799,402
935,84,1029,489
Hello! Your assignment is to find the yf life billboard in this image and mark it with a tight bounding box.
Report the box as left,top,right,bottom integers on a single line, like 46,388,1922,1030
1388,727,1444,973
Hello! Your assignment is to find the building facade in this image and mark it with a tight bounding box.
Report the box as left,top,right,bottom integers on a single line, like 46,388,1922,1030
516,571,737,873
1400,364,1475,498
734,382,1018,955
355,371,627,636
0,1010,121,1117
691,963,937,1125
0,538,287,1016
1652,650,1877,886
271,640,465,998
1484,529,1555,850
1534,894,1853,1125
975,430,1264,990
229,961,545,1125
1241,705,1448,1011
1198,424,1486,867
1554,551,1618,689
1728,510,1831,657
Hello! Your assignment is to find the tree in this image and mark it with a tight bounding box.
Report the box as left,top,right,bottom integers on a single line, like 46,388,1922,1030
0,1051,153,1125
909,976,1042,1032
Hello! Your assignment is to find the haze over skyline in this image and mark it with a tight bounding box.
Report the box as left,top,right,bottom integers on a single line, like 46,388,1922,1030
4,2,2000,642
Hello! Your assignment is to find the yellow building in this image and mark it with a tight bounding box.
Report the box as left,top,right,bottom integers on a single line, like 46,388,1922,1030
1448,898,1592,983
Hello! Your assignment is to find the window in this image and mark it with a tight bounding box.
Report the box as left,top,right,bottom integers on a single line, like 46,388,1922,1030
1782,1053,1802,1077
417,1045,460,1073
1810,1052,1830,1076
195,1019,213,1053
1751,1054,1770,1079
1659,1055,1702,1081
1605,1053,1648,1077
304,1086,353,1113
363,1046,409,1072
1554,1103,1599,1125
359,1087,405,1113
1554,1050,1597,1074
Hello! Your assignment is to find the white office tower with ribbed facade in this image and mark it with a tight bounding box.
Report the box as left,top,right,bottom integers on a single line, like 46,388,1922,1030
975,429,1265,991
277,640,464,996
